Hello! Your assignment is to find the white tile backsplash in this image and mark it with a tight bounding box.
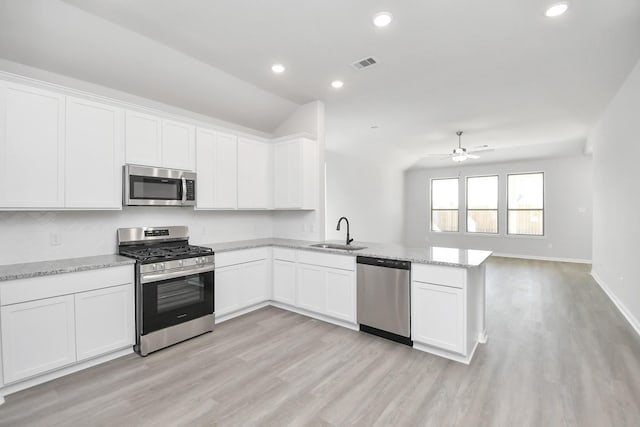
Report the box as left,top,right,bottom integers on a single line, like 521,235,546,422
0,208,275,265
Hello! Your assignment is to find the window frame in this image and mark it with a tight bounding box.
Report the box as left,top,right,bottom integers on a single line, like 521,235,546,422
465,174,499,235
506,171,545,237
430,176,460,233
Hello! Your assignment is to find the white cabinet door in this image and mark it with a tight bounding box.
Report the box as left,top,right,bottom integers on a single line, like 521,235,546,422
195,127,215,208
196,128,237,209
0,81,65,208
273,259,296,305
65,97,124,209
1,295,76,383
75,284,134,361
273,138,316,210
213,132,238,208
412,282,465,354
325,269,356,323
125,110,161,167
162,119,195,171
215,265,242,317
239,259,270,307
297,264,326,314
273,140,302,209
237,137,270,209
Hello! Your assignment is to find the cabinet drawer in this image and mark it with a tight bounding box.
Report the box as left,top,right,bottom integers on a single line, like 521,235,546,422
273,247,296,262
297,250,355,271
0,265,134,306
215,247,271,268
411,263,465,288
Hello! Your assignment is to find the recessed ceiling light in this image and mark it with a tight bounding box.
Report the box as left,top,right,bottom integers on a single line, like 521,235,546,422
331,80,344,89
373,12,393,27
271,64,285,73
545,2,569,17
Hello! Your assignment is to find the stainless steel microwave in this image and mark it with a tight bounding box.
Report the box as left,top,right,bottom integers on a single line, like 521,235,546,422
123,165,196,206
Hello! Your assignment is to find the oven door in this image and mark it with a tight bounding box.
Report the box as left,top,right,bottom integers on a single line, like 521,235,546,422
141,269,214,335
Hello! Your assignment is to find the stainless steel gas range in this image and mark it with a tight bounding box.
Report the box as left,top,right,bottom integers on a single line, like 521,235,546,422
117,226,215,356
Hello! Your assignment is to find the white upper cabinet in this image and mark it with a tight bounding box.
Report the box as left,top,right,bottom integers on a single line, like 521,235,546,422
0,81,65,208
162,119,195,171
237,137,271,209
196,128,237,209
65,97,124,209
273,137,317,209
125,110,195,171
125,110,161,167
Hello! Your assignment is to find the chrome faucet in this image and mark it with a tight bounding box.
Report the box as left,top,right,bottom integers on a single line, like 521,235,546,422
336,217,354,246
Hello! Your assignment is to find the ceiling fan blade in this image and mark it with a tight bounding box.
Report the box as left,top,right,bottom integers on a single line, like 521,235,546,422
468,146,494,153
467,154,480,159
422,153,451,158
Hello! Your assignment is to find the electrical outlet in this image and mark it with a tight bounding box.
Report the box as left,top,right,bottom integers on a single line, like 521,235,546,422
547,243,553,249
309,223,316,232
50,232,62,246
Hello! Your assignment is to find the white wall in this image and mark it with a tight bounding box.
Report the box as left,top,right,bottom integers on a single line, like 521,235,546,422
404,155,593,261
325,151,405,244
588,58,640,334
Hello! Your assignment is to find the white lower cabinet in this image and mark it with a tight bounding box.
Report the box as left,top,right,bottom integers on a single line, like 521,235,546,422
0,295,76,384
238,260,270,307
215,264,243,316
215,248,271,319
410,262,486,364
297,264,326,313
0,265,134,386
295,251,356,324
412,282,465,354
272,259,296,305
325,269,356,322
75,285,134,361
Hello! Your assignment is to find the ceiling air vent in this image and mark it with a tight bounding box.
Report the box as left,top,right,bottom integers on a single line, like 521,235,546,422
352,57,378,70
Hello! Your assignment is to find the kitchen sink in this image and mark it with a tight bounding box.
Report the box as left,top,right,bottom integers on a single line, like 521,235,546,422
310,243,367,251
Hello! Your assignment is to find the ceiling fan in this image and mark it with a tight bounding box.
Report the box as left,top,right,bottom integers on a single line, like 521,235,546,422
424,131,493,162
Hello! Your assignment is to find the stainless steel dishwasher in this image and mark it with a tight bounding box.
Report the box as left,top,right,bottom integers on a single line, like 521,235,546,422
357,256,412,346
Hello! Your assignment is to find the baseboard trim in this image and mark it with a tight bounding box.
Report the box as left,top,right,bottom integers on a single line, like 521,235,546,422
215,302,271,324
492,253,592,264
591,271,640,338
269,301,359,331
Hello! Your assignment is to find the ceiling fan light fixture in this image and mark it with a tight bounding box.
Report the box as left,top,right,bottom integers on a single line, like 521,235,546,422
452,154,467,162
545,2,569,17
373,12,393,28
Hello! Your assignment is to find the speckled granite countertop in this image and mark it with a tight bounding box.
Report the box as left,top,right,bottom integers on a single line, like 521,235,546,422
0,238,491,282
204,238,492,268
0,255,135,282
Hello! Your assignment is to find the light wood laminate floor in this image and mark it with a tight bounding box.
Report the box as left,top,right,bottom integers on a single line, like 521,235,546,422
1,257,639,426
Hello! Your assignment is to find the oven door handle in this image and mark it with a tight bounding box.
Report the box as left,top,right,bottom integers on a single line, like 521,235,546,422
181,176,187,204
141,265,215,284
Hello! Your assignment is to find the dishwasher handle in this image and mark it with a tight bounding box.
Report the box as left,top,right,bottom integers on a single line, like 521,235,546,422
356,256,410,270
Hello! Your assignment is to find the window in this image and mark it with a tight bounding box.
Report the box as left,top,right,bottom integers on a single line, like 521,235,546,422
466,175,498,233
507,172,544,235
431,177,459,232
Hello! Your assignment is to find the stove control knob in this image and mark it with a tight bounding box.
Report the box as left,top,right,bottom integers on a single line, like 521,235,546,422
179,260,183,267
152,264,157,271
159,263,165,271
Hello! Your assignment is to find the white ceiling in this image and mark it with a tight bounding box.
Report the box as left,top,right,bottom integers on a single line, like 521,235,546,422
2,0,640,166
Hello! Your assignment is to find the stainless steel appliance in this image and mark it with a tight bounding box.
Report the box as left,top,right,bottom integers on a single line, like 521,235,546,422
118,226,214,356
123,164,196,206
356,256,412,345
